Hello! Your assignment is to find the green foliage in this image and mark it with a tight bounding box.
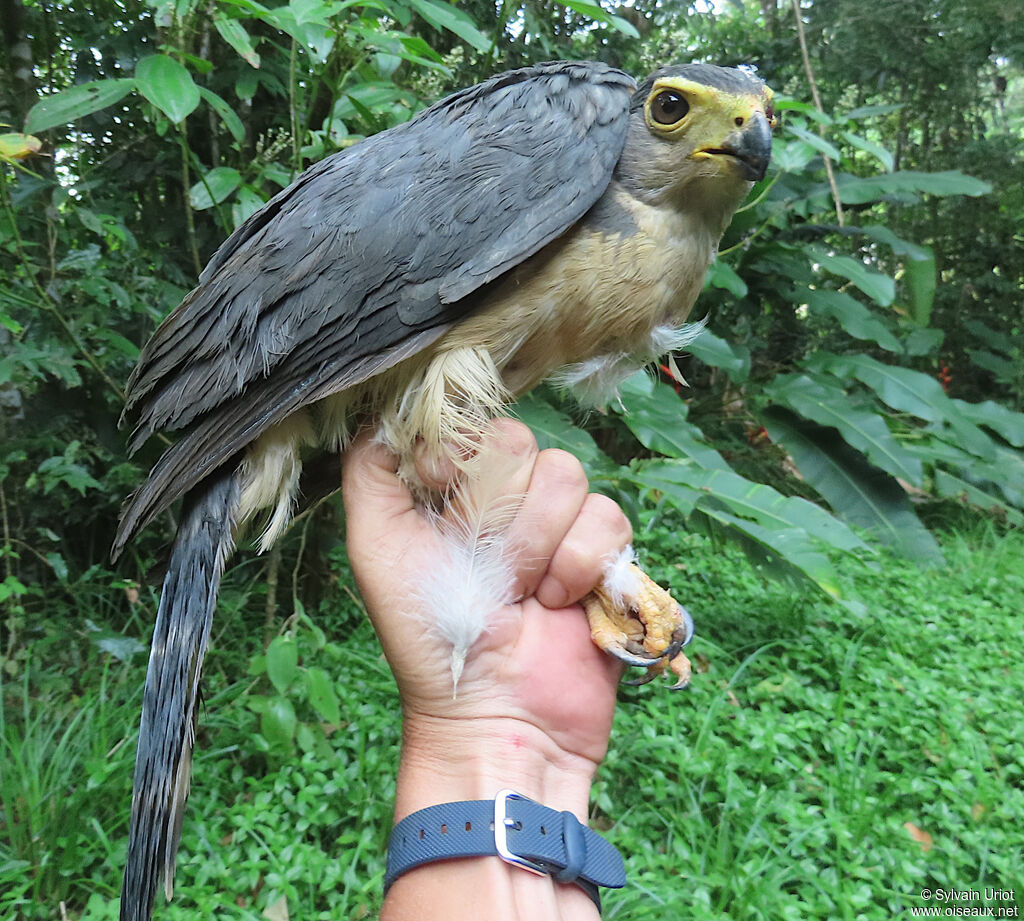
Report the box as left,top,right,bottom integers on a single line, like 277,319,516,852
599,521,1024,919
1,1,1022,915
0,647,138,912
4,526,1021,918
246,606,347,758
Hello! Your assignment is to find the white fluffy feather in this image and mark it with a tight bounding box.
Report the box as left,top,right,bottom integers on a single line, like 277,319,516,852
552,319,708,407
601,544,643,608
413,455,525,691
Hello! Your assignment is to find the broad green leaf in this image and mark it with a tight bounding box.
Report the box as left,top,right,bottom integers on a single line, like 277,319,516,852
636,463,701,514
406,0,492,52
903,438,1024,510
702,507,839,595
686,330,751,382
815,354,996,462
91,328,140,359
963,319,1011,352
232,186,266,228
834,170,991,205
189,166,242,209
785,124,842,162
214,16,261,67
842,103,904,121
951,399,1024,447
858,226,935,324
933,469,1024,526
198,87,245,143
295,722,318,754
967,348,1018,381
136,55,200,123
77,208,107,236
986,446,1024,509
514,392,617,477
635,459,863,595
297,21,336,62
58,244,102,271
810,250,895,306
775,97,815,113
903,327,944,356
840,130,894,171
0,576,28,603
608,14,642,38
306,666,341,724
351,28,448,72
0,132,41,159
261,697,297,748
775,98,833,125
799,288,901,353
292,0,345,25
616,374,731,470
766,373,923,485
266,636,299,694
560,0,641,37
332,81,411,123
396,33,445,63
25,79,135,133
88,627,147,661
260,3,336,60
38,460,101,495
762,407,943,564
773,138,818,173
706,259,748,297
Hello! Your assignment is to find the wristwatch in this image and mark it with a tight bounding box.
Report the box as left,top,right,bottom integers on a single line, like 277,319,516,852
385,789,626,910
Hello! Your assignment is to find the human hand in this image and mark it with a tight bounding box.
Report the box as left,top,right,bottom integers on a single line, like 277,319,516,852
343,421,633,919
343,420,629,790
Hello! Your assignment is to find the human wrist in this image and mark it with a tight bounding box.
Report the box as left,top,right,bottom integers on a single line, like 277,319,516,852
382,713,606,921
393,711,599,823
382,708,606,917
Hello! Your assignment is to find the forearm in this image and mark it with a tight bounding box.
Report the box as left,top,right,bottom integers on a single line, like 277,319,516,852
382,714,603,921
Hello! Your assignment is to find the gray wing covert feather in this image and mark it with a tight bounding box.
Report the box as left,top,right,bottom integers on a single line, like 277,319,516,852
116,61,634,551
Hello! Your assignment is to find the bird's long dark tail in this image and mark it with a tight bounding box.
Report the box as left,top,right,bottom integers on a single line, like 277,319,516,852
120,470,240,921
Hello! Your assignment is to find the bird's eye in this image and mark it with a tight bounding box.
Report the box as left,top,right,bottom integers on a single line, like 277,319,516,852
650,90,690,125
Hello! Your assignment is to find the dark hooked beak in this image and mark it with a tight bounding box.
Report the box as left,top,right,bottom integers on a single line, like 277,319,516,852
702,110,773,182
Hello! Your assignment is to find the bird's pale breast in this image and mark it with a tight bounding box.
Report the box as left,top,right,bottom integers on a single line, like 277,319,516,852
238,181,720,538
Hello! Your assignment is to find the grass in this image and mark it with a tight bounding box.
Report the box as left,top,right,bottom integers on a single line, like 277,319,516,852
1,522,1022,919
600,519,1023,919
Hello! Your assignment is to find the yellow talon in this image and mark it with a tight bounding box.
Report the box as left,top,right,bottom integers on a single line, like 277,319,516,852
582,563,693,686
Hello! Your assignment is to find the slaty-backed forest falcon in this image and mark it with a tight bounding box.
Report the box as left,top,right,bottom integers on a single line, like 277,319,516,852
113,59,774,921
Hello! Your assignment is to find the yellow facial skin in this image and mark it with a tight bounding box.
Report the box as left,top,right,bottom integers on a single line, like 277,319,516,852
643,76,776,181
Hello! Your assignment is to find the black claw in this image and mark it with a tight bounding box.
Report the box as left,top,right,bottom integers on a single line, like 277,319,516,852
605,605,695,674
652,606,695,664
679,605,695,647
606,645,663,668
622,669,659,687
662,627,688,663
669,675,691,691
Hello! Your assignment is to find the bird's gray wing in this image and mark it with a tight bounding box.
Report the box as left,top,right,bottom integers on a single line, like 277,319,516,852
115,61,634,552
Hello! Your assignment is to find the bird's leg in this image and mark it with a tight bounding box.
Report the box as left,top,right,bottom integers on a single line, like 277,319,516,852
581,548,693,689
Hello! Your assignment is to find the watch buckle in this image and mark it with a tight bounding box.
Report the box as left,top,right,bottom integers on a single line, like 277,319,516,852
493,789,548,876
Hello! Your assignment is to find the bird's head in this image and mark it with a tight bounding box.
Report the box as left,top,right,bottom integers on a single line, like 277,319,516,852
618,63,775,225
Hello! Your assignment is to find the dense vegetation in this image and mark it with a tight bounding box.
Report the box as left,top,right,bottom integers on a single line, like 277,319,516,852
1,0,1021,917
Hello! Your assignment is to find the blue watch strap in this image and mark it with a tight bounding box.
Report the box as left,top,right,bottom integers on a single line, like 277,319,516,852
385,790,625,909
